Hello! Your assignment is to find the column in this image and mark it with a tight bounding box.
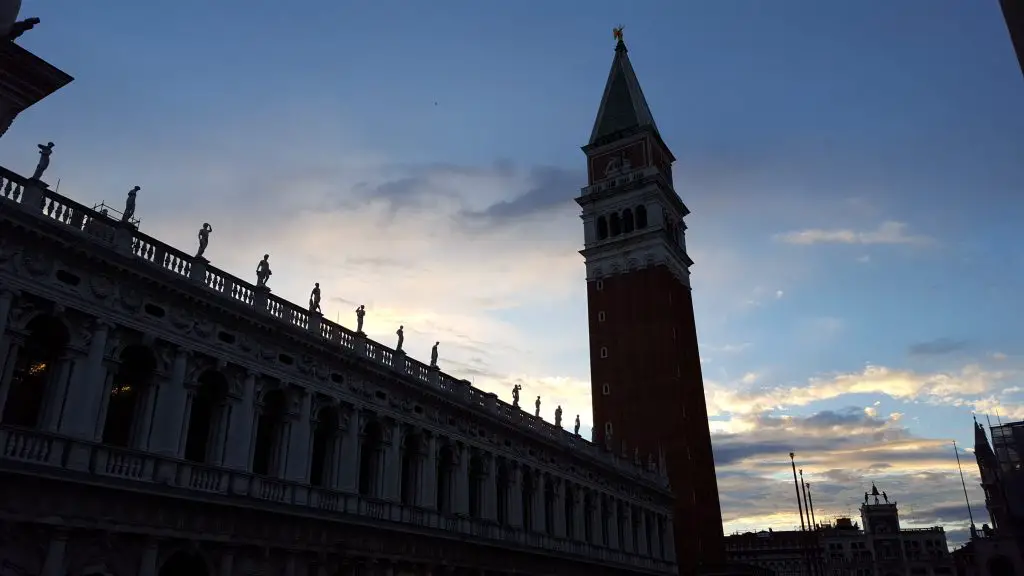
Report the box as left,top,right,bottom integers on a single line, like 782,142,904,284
553,479,566,538
637,510,649,556
328,417,346,490
39,531,67,576
483,454,497,521
508,465,523,528
455,444,470,515
149,349,190,456
622,505,634,554
284,387,313,482
220,551,235,576
419,435,438,508
663,517,676,562
572,489,586,542
138,541,159,576
384,419,402,501
41,358,73,432
0,288,16,374
607,499,620,550
652,515,663,559
337,410,361,493
60,320,110,438
591,493,604,547
223,371,256,470
531,472,545,533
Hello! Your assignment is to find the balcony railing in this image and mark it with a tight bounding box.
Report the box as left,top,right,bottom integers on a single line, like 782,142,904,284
0,166,670,492
0,425,675,574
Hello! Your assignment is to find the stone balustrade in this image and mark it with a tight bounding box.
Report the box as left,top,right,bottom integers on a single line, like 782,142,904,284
0,165,668,491
0,424,674,574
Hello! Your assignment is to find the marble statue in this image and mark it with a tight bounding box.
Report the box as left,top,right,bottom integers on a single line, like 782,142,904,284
554,405,562,427
574,415,580,435
882,491,888,504
30,141,54,180
255,254,272,288
195,223,212,258
309,283,321,314
430,341,439,367
512,384,521,408
122,186,139,222
355,305,365,333
396,325,404,352
864,492,868,504
534,396,541,418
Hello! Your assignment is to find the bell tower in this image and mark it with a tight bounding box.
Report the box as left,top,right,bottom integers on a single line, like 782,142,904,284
576,32,725,572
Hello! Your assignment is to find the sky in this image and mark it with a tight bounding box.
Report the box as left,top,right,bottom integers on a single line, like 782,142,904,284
4,0,1023,548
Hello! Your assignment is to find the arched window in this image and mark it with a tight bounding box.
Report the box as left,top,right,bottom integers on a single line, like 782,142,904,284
522,467,534,531
102,345,157,448
159,551,209,576
596,216,609,241
609,213,621,237
359,419,384,497
2,315,69,428
544,476,555,534
564,483,576,539
436,443,455,513
622,209,635,233
309,406,339,488
400,430,421,505
251,388,286,476
468,452,483,518
636,205,648,229
496,460,510,526
184,371,229,464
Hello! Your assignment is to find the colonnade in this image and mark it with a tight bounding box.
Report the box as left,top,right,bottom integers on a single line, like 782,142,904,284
0,289,676,565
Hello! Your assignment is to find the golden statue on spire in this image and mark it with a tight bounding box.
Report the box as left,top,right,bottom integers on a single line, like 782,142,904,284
613,26,624,43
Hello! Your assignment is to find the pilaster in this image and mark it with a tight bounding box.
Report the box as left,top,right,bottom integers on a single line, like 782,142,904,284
223,371,257,470
509,465,524,528
607,498,620,550
150,349,190,457
455,444,470,516
622,505,635,554
638,509,649,556
284,387,313,483
483,453,497,521
337,410,361,493
531,472,546,533
60,319,109,440
591,494,604,547
553,478,566,538
419,434,438,509
572,488,586,542
384,419,403,502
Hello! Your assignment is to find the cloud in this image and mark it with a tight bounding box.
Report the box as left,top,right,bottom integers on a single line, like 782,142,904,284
908,338,969,356
775,221,932,246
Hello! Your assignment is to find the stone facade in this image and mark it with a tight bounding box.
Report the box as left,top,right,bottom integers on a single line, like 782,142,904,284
0,168,679,576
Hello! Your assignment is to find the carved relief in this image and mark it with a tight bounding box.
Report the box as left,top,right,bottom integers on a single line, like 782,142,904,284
89,274,116,300
19,251,51,278
119,286,143,313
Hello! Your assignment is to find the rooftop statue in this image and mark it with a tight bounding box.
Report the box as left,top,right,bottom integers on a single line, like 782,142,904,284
430,341,439,367
122,186,140,223
574,415,580,435
396,325,404,352
535,396,541,418
554,405,563,427
308,283,321,314
255,254,272,288
512,383,521,408
30,141,53,181
195,223,213,258
355,305,365,334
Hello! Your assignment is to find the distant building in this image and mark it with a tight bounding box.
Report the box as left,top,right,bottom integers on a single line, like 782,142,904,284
951,419,1024,576
725,485,954,576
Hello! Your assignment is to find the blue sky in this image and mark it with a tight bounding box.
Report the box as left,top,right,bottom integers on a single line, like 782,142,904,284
5,0,1023,545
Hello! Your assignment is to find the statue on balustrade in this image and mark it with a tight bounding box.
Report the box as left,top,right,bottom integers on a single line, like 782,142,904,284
554,405,562,427
396,325,404,352
355,304,365,333
6,17,40,41
309,282,322,313
535,396,541,418
430,341,439,367
255,254,272,287
647,453,655,472
633,447,640,466
574,414,580,435
122,186,140,222
512,383,521,408
30,141,54,181
195,223,213,258
882,491,888,504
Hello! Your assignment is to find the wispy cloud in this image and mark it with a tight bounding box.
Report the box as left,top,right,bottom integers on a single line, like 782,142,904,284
908,338,969,357
775,221,932,246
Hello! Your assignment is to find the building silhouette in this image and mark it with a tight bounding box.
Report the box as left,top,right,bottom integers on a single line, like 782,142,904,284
1001,0,1024,77
578,33,725,572
726,485,953,576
